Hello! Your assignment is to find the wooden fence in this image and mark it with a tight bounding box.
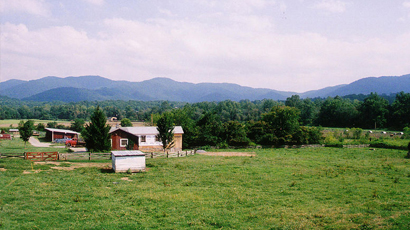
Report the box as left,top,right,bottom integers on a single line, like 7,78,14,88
0,153,25,159
146,150,196,158
25,152,59,161
58,150,196,161
59,152,111,161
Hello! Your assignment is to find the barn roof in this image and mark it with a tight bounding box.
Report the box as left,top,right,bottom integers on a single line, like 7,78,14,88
109,126,184,136
45,128,80,135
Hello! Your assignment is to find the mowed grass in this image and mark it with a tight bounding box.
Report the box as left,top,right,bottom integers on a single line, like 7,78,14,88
0,148,409,229
0,138,71,154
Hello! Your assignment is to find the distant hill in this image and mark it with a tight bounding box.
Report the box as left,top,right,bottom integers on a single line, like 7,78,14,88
324,74,410,97
1,74,410,102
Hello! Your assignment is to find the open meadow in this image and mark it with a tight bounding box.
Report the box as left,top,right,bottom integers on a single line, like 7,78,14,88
1,143,409,229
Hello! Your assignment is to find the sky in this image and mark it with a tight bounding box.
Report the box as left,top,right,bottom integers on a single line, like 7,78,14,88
1,0,410,93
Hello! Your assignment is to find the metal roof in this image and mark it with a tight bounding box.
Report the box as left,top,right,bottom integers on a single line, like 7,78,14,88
109,126,184,135
45,128,80,135
112,150,145,157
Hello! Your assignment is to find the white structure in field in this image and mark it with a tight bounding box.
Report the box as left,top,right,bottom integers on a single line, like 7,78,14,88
111,150,146,173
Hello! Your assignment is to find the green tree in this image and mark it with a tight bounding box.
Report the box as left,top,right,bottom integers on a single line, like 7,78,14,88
81,106,111,152
195,112,223,147
246,120,268,144
36,123,46,132
358,93,389,129
316,96,359,127
262,106,300,146
222,121,250,147
47,121,58,128
156,111,175,151
70,118,85,132
390,92,410,129
19,120,34,149
172,105,197,149
120,118,133,127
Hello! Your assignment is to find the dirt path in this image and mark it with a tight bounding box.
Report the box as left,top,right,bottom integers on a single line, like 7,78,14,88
35,162,111,171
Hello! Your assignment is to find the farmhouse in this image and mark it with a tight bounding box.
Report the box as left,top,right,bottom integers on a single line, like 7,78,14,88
109,126,184,151
45,128,80,142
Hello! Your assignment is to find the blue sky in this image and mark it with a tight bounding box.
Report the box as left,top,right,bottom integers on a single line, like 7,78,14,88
1,0,410,92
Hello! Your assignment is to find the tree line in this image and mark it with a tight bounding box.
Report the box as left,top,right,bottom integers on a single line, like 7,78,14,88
3,92,409,149
1,92,409,130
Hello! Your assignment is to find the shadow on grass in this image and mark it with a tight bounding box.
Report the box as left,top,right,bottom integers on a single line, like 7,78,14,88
100,168,114,173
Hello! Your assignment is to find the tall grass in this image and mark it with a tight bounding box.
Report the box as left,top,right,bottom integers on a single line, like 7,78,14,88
0,148,409,229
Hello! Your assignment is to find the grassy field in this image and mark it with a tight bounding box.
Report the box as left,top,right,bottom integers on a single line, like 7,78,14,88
1,145,409,229
0,137,71,154
0,119,69,128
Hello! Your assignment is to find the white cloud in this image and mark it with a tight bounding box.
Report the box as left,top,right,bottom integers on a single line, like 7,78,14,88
0,0,50,16
2,16,410,92
82,0,104,6
313,0,347,13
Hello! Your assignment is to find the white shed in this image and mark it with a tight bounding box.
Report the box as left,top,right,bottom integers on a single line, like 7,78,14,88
111,150,146,173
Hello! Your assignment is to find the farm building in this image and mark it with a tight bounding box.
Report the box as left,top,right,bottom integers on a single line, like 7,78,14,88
0,133,12,140
45,128,80,142
111,150,146,173
109,126,184,151
9,129,19,135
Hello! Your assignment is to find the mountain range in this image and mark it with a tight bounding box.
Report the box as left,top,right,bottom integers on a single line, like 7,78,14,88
0,74,409,103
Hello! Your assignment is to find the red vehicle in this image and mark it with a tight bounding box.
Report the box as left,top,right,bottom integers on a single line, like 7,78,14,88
65,138,84,147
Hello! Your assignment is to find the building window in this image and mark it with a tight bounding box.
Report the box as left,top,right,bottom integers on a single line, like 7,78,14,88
141,136,146,143
155,135,160,142
120,139,128,147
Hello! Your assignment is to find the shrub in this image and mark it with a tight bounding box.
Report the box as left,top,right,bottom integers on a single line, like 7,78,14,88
403,127,410,139
351,128,363,140
36,123,46,132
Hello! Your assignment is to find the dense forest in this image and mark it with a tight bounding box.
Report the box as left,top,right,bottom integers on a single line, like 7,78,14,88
1,92,409,148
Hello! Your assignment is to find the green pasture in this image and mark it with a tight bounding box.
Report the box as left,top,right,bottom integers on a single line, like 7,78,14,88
0,137,71,154
1,145,409,229
0,119,71,128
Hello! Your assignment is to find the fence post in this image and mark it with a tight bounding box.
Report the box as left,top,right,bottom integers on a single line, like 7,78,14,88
186,151,188,157
178,151,180,157
151,152,153,158
89,152,91,161
167,151,169,158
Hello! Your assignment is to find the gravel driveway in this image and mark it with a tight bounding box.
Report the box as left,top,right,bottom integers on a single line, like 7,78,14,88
29,137,52,147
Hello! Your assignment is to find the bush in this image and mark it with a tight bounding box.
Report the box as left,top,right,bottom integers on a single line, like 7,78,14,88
369,139,408,150
351,128,363,140
403,127,410,139
324,134,342,147
47,122,58,128
36,123,46,132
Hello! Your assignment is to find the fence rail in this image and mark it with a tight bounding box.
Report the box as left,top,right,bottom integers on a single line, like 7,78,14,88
0,153,25,159
59,152,111,161
25,152,59,161
58,150,197,161
146,150,196,158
